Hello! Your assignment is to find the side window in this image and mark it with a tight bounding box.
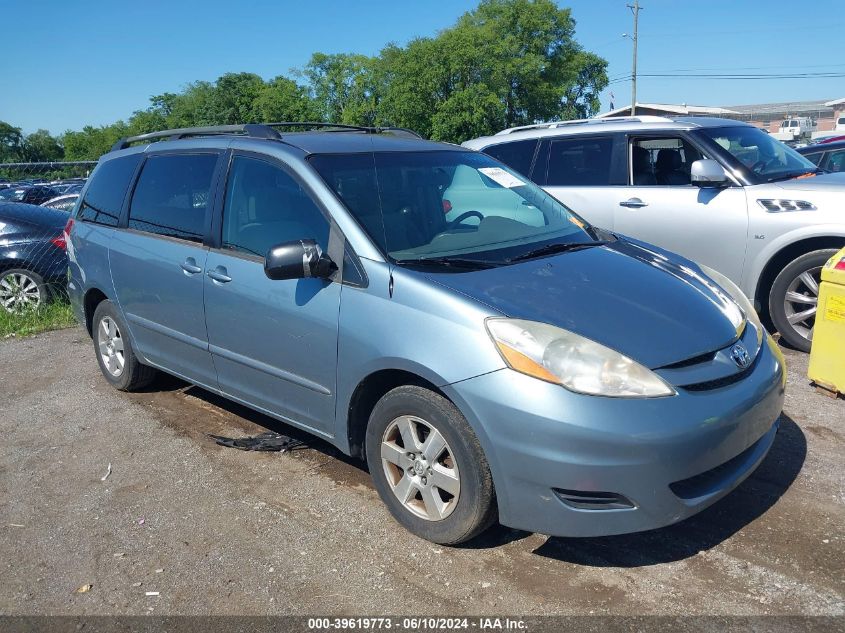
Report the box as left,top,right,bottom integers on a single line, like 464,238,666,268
825,149,845,173
221,156,329,258
546,136,613,186
77,154,141,227
803,151,823,166
128,153,218,243
629,137,704,186
483,140,539,178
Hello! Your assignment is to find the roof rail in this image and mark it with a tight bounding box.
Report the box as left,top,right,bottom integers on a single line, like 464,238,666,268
494,115,675,135
110,122,423,152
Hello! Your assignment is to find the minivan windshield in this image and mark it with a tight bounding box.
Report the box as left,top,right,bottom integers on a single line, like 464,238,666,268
310,150,598,266
694,125,819,183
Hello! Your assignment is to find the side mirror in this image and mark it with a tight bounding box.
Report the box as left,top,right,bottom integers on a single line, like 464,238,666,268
690,159,728,187
264,239,336,281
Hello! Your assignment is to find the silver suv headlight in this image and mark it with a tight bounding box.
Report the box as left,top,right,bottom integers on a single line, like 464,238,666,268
698,264,764,344
486,318,675,398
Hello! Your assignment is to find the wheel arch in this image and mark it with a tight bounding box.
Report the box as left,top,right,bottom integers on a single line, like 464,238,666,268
753,234,845,315
346,368,447,461
83,287,110,337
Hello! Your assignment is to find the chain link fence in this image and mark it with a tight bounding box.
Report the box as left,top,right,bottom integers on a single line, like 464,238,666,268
0,161,96,325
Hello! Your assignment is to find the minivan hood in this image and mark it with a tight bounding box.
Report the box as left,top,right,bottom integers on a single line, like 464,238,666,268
425,240,743,369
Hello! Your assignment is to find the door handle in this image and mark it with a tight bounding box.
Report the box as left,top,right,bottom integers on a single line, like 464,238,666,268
619,198,648,208
207,267,232,284
180,258,203,275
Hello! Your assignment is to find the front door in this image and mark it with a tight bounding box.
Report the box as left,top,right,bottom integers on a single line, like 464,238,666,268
613,135,749,282
110,151,221,387
203,154,341,436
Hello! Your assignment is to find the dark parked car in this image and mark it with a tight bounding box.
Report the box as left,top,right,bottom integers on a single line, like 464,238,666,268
797,140,845,173
0,202,69,311
0,185,60,206
41,193,79,212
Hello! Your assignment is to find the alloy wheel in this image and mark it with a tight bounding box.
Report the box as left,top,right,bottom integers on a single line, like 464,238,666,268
97,316,125,377
782,265,822,343
0,272,42,312
380,415,460,521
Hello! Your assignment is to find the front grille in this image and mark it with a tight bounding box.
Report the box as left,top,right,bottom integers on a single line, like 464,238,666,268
680,350,760,392
660,350,717,370
553,488,635,511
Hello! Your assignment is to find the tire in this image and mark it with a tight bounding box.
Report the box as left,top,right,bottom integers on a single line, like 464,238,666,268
0,268,48,312
91,300,157,391
768,249,837,352
365,385,497,545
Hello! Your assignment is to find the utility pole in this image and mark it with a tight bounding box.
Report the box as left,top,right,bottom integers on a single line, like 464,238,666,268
627,1,642,116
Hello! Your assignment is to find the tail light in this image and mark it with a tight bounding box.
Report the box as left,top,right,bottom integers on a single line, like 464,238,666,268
442,199,452,214
835,257,845,271
51,218,74,251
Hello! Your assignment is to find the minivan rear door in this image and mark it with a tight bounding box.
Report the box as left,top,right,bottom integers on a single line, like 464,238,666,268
109,151,223,388
203,152,341,437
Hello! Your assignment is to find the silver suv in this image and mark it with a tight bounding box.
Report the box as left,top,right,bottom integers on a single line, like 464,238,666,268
464,116,845,351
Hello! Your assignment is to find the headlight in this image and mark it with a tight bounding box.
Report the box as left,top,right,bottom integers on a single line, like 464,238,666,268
698,264,764,343
485,318,675,398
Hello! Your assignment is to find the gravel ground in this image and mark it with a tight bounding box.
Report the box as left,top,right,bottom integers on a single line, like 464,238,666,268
0,327,842,616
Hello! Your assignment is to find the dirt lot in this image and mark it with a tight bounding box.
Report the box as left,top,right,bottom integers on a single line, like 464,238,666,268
1,327,843,616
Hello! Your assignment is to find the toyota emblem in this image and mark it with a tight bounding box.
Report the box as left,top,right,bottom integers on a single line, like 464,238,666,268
730,343,751,369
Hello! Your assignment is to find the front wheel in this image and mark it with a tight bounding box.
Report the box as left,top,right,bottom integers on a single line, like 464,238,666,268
365,385,497,545
768,249,837,352
0,268,47,312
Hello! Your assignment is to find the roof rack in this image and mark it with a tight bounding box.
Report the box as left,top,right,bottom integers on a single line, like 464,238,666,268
494,115,674,135
110,122,422,151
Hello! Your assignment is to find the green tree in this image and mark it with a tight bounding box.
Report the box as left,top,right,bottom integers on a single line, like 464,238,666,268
302,53,380,125
254,76,321,123
20,129,64,162
62,123,129,161
0,122,24,162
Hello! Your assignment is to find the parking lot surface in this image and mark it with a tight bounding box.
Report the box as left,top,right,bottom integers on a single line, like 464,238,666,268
1,327,843,616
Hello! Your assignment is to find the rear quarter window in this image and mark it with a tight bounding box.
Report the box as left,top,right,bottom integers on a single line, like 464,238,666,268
546,136,614,186
77,154,142,227
482,139,539,178
128,153,219,243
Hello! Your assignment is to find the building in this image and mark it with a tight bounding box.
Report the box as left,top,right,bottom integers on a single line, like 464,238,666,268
598,98,845,133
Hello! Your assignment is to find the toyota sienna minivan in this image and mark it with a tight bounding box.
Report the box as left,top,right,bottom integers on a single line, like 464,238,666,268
66,123,786,545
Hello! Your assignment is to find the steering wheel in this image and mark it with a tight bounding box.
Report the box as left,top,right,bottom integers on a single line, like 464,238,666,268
751,158,775,174
447,210,484,228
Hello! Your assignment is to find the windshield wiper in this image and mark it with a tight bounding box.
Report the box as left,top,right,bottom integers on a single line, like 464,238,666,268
394,256,497,269
766,168,825,183
507,240,607,263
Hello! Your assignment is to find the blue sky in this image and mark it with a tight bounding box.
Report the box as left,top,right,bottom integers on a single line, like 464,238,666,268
2,0,843,134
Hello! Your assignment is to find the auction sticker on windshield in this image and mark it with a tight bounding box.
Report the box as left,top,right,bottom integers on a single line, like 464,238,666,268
479,167,526,188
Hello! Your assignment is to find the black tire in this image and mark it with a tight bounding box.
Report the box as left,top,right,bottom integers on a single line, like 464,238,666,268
91,300,157,391
365,385,497,545
768,249,837,352
0,268,48,312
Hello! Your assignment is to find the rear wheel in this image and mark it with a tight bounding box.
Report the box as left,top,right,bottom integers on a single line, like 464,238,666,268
768,249,837,352
92,300,157,391
0,269,46,312
365,385,497,545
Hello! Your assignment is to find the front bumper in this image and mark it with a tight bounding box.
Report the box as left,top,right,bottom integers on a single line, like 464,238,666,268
444,335,786,537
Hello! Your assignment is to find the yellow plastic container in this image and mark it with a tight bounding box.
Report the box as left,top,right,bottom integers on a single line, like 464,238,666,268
808,246,845,396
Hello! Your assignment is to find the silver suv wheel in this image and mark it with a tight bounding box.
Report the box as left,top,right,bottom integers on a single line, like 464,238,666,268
380,415,461,521
782,266,821,343
97,316,125,377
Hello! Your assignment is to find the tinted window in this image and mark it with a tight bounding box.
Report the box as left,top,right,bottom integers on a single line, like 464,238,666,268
78,154,142,227
128,154,218,242
803,151,823,166
221,156,329,258
482,140,538,177
546,137,613,186
826,149,845,173
630,137,704,186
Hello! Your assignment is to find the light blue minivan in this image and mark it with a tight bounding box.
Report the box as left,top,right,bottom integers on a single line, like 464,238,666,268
67,123,786,544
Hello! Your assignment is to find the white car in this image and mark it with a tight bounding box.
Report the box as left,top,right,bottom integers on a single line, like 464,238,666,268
464,116,845,351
